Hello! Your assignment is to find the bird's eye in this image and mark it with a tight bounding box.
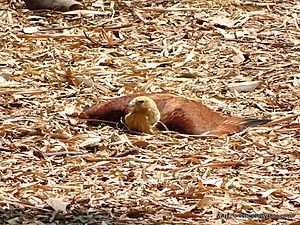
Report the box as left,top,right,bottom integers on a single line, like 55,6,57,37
137,99,145,104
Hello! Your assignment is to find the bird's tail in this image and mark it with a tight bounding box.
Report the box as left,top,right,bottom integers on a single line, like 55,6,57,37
244,118,272,128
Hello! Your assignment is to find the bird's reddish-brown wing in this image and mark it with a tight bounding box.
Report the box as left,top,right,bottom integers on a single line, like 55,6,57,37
76,93,270,136
78,95,133,122
145,93,225,134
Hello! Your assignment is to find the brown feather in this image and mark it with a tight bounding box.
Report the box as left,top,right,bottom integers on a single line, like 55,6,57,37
76,93,271,136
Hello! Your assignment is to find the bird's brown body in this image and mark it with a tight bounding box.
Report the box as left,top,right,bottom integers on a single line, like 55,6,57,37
77,92,270,136
125,96,160,133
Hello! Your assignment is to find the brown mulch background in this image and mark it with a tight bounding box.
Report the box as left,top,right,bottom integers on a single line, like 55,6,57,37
0,0,299,224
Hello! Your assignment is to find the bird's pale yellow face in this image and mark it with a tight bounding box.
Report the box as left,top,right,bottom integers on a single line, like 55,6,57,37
128,96,154,111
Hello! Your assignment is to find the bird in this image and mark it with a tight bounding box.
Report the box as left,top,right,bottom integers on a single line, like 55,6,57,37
75,92,271,136
124,96,160,134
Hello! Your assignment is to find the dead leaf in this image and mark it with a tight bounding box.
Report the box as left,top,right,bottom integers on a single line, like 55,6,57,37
231,47,246,64
203,161,248,168
261,188,277,198
63,10,110,16
23,27,38,34
197,197,212,209
174,212,201,218
46,198,69,213
228,81,261,93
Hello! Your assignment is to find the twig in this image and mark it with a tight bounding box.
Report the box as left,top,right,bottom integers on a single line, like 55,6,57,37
0,200,48,210
0,146,11,152
17,33,87,39
264,114,300,127
157,121,169,132
172,133,219,139
54,92,78,99
138,7,205,12
223,38,294,48
131,9,149,24
116,149,139,157
103,23,133,30
46,151,86,157
83,30,100,45
39,25,81,31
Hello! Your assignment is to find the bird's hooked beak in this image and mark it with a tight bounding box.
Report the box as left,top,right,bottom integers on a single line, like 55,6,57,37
128,98,145,108
128,100,135,108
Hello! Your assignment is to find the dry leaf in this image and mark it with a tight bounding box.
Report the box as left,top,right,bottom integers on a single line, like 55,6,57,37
79,135,102,147
46,198,69,213
174,212,201,218
23,27,38,34
231,47,246,64
261,189,277,198
63,10,110,16
228,81,261,93
197,197,212,208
